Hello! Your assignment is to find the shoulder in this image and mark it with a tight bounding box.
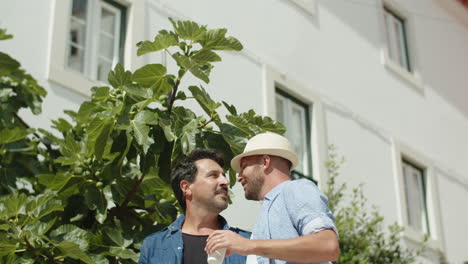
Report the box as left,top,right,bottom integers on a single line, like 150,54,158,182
142,227,169,246
283,179,319,195
282,179,328,208
229,227,252,238
286,178,317,188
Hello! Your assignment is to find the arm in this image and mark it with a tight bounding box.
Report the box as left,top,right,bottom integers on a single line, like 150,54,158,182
205,229,339,263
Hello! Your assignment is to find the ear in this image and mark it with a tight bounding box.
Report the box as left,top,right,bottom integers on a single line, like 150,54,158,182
262,155,272,170
180,180,192,198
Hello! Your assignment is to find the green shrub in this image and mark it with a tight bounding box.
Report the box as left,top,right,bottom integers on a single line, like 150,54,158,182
324,145,427,264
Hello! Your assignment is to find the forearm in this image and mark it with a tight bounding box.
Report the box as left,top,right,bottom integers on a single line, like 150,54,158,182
247,230,339,263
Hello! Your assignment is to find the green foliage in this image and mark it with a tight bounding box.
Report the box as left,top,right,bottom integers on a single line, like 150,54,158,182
0,20,284,263
324,145,427,264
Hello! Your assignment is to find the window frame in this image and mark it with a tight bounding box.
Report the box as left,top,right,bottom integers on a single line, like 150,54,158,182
48,0,145,96
263,65,327,187
383,6,411,72
94,1,124,81
275,88,313,181
379,0,423,91
391,140,445,252
67,0,125,81
401,159,430,234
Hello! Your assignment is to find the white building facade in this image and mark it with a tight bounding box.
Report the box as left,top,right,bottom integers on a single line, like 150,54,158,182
1,0,468,263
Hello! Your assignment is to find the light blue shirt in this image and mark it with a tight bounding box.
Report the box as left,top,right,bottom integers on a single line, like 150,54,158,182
249,179,337,264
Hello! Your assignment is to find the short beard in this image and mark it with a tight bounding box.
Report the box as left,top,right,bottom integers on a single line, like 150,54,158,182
244,166,264,201
209,187,229,212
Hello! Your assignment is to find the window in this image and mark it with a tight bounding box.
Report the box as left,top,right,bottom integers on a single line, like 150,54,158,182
392,142,444,252
49,0,143,95
275,89,313,181
383,7,411,72
68,0,126,82
402,160,430,234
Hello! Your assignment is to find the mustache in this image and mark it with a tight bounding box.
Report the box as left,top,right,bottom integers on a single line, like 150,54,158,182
215,186,228,194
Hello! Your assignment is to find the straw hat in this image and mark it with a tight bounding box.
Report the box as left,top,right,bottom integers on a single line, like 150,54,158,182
231,132,299,172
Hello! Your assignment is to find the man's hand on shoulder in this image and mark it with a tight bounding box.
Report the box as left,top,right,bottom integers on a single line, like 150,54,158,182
205,230,253,257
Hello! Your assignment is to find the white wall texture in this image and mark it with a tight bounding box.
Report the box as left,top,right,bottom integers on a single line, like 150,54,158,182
1,0,467,262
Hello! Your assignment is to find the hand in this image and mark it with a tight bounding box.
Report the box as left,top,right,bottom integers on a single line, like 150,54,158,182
205,230,252,257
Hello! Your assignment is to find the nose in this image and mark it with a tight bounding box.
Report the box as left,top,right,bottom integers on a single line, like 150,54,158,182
219,174,229,186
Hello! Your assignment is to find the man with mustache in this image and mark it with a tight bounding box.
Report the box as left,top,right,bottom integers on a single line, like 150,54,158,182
139,149,250,264
205,133,339,264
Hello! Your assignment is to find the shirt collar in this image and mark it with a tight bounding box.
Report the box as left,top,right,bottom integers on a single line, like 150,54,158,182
166,214,230,237
264,180,290,201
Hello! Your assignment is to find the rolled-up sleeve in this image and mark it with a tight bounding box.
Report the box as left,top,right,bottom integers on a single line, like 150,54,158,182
284,179,338,237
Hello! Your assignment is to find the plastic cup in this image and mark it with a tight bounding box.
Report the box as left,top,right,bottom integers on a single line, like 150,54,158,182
207,248,226,264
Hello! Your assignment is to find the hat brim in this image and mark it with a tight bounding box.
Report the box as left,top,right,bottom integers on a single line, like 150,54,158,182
231,148,299,173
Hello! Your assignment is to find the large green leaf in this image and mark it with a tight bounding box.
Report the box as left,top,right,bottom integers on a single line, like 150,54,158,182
84,185,107,223
191,49,221,63
0,242,17,257
173,53,214,84
200,28,243,51
0,127,30,144
132,64,174,98
0,193,28,218
159,118,175,142
180,119,198,155
222,101,238,116
86,117,115,160
107,247,139,261
169,18,206,41
91,86,110,101
140,174,173,197
226,110,286,137
51,118,73,133
219,123,248,155
188,86,221,117
104,227,133,248
108,63,132,88
76,101,99,125
27,193,63,219
38,173,73,191
0,52,20,74
23,218,57,237
123,84,153,103
110,179,133,206
52,225,92,251
90,254,110,264
137,30,179,56
130,110,157,154
56,241,94,264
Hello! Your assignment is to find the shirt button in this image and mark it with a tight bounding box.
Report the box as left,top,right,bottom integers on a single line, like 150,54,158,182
177,247,182,250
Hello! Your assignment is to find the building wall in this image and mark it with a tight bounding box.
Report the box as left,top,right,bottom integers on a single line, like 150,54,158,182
1,0,467,262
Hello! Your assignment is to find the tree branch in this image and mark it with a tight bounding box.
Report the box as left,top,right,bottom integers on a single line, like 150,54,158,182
167,79,180,114
121,173,145,209
197,117,214,129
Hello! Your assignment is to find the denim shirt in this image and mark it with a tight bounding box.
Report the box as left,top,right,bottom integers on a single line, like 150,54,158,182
139,215,250,264
249,179,337,264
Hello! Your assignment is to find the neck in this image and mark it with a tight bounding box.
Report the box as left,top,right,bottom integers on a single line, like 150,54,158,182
182,207,220,236
260,170,290,199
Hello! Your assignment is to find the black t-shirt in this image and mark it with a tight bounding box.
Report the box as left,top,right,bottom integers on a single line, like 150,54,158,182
182,233,209,264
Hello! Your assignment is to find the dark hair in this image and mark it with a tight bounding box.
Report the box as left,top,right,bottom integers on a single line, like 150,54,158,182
170,149,225,211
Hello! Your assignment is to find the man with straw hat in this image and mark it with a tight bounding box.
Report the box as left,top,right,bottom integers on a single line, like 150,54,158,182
205,132,339,264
